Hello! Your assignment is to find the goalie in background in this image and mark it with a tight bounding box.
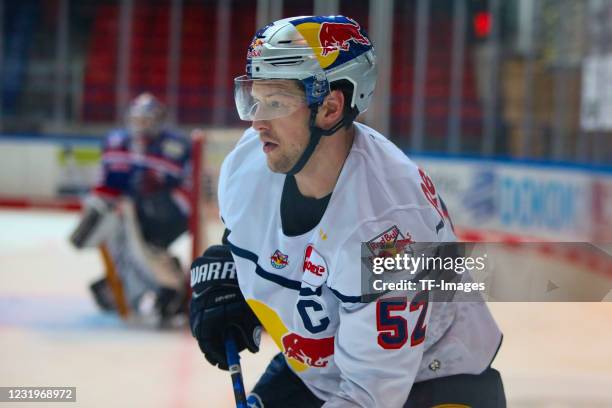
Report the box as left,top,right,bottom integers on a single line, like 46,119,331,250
69,93,192,328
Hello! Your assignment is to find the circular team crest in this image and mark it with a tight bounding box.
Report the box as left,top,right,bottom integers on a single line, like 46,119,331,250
270,249,289,269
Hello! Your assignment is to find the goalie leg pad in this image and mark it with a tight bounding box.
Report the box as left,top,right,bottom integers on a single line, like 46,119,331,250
89,277,117,312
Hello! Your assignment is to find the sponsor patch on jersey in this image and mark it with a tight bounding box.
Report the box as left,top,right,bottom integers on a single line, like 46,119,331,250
366,225,413,258
270,249,289,269
302,244,328,288
281,332,334,368
161,140,185,159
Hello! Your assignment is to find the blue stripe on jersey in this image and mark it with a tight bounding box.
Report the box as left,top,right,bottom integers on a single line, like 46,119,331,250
327,287,361,303
228,242,301,291
229,241,363,303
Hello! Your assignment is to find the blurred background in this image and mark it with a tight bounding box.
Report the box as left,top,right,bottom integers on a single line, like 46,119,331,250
0,0,610,239
1,0,612,157
0,0,611,407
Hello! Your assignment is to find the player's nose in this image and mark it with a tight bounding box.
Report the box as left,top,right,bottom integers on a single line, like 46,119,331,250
252,118,270,132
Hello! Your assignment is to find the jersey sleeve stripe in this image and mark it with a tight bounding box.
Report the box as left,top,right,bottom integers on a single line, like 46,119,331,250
326,286,362,303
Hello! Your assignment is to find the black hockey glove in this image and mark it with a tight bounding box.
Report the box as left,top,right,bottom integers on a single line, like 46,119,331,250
189,245,262,370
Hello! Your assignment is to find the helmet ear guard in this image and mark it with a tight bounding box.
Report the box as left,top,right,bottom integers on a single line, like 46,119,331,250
329,51,377,113
302,73,330,107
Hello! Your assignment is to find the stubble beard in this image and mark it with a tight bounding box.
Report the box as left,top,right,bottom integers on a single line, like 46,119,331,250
263,115,311,174
267,145,302,174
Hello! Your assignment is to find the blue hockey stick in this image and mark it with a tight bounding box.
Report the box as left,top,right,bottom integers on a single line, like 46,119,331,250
225,335,247,408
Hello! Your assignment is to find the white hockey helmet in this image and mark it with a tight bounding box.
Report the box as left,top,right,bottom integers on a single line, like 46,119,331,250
235,15,377,121
127,93,166,137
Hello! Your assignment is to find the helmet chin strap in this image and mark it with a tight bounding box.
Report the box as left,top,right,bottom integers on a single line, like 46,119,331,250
286,105,356,176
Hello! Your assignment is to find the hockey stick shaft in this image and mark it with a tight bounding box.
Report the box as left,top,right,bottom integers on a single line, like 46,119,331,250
225,335,247,408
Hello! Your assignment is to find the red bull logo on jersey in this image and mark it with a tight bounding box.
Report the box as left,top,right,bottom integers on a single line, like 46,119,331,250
319,21,371,56
281,332,335,368
247,299,333,373
291,16,372,70
366,225,414,258
270,249,289,269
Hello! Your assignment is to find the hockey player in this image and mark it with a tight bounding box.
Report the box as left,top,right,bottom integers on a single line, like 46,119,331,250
71,93,190,326
190,16,505,406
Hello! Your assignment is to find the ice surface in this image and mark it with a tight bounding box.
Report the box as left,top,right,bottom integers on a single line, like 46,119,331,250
1,210,611,407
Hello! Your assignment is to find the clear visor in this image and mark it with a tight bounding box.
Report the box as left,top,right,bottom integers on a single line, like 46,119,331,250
234,75,308,121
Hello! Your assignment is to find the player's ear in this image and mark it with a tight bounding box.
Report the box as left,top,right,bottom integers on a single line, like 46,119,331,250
316,89,344,128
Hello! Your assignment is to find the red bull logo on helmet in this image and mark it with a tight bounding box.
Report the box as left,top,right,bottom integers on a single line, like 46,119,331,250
281,332,335,368
319,21,371,56
291,16,372,70
247,38,265,58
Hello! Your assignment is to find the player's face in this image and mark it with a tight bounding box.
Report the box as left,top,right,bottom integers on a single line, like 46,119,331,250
250,81,311,173
128,115,158,138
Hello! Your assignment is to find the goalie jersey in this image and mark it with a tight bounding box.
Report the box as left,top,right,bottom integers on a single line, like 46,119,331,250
219,122,502,407
93,128,192,214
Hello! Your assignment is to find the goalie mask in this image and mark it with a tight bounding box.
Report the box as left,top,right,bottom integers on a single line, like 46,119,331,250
234,15,377,174
127,93,166,138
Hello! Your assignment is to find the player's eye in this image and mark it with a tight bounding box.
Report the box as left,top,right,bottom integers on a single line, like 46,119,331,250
258,97,287,111
266,100,283,109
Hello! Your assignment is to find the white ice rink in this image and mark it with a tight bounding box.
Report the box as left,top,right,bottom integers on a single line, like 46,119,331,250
1,209,611,407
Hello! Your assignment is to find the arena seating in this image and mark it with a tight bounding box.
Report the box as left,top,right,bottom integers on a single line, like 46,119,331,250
82,0,482,144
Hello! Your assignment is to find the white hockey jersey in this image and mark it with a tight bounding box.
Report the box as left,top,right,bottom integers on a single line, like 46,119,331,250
219,122,502,407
